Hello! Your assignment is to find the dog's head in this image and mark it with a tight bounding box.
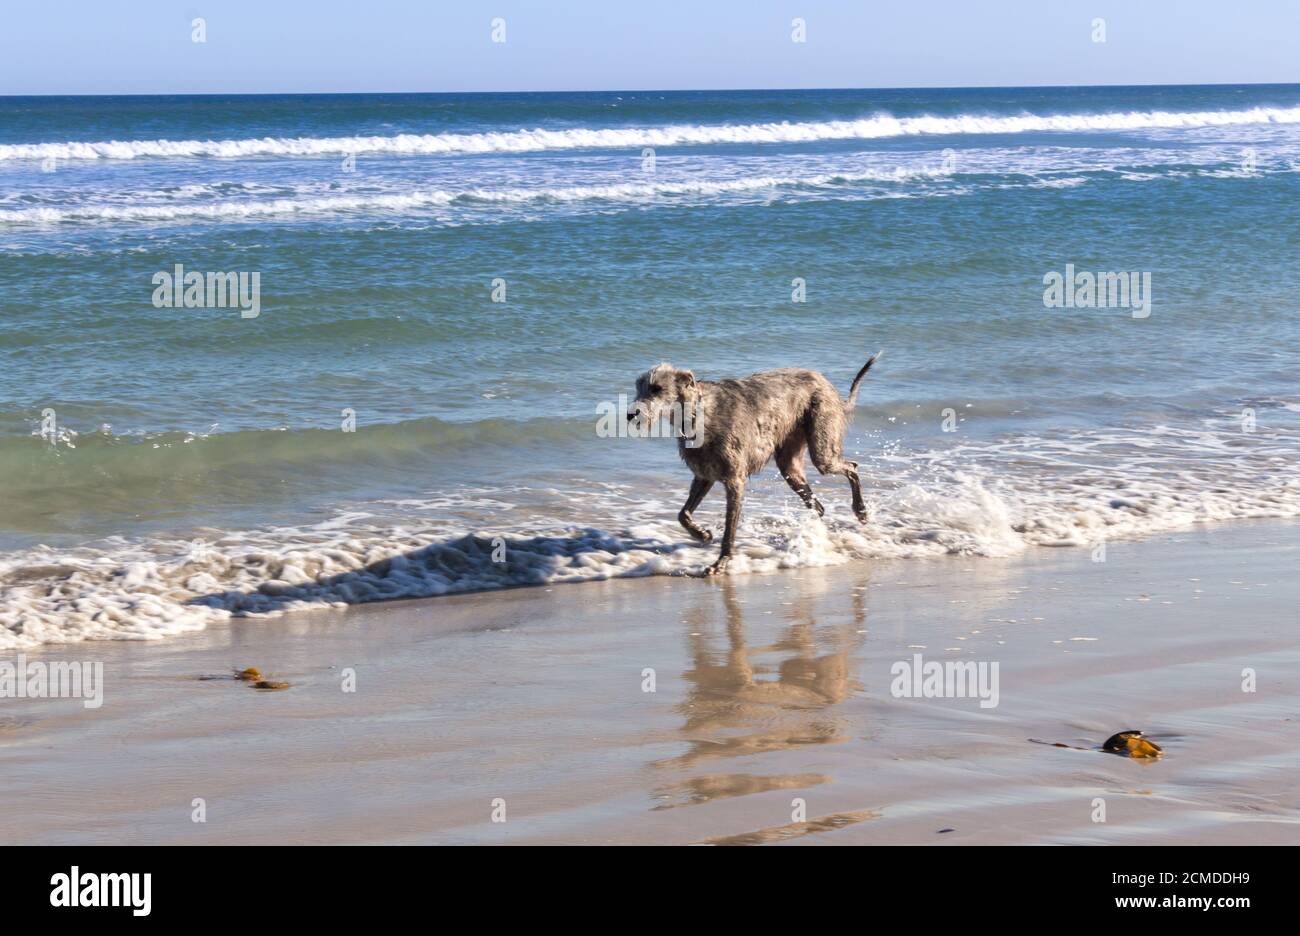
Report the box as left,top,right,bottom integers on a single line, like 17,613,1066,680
628,362,699,435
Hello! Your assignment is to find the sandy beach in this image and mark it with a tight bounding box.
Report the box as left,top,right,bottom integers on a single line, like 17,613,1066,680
4,519,1297,845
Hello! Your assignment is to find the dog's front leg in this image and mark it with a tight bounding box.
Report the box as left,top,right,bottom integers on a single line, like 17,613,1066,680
705,479,744,576
678,477,715,542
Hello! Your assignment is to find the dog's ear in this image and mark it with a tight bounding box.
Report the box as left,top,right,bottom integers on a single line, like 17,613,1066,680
676,370,696,390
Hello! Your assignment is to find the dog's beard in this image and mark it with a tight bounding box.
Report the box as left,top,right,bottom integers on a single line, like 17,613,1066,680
630,400,675,437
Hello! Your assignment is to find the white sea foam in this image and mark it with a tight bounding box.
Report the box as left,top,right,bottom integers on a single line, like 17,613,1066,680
4,421,1300,649
0,168,946,225
6,105,1300,163
11,162,1287,228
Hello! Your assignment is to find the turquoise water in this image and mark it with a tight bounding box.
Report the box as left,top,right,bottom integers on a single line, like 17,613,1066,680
2,86,1299,645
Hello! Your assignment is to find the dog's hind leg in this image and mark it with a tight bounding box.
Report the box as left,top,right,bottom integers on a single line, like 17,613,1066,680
704,479,745,575
776,439,824,517
678,477,715,543
813,457,869,523
839,461,869,523
807,401,869,523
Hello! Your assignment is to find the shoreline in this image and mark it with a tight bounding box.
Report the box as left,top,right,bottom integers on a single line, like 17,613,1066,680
3,519,1299,845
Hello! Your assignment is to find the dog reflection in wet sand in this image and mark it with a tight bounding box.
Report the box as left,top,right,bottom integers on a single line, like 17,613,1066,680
652,575,867,811
651,577,885,842
627,355,881,575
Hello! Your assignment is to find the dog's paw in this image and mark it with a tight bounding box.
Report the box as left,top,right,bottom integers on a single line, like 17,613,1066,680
854,509,870,524
702,558,729,576
682,523,712,543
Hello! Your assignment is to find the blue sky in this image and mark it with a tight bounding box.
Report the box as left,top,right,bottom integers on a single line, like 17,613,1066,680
2,1,1298,95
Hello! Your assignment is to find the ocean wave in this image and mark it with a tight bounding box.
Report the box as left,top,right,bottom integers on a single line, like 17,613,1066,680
4,419,1300,649
0,168,949,225
6,155,1292,227
0,415,591,497
5,105,1300,162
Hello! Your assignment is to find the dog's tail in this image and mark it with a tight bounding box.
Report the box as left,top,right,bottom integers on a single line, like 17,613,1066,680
844,352,882,413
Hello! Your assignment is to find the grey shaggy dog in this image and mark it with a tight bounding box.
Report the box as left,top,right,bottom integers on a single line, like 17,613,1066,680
628,353,881,575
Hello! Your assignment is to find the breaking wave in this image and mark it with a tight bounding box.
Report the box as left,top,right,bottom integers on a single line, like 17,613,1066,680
0,168,954,225
6,105,1300,162
4,417,1300,649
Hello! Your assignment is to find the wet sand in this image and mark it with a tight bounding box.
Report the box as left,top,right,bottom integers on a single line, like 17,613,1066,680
3,521,1299,845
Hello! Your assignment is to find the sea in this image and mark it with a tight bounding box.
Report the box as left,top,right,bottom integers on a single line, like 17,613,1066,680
2,84,1299,646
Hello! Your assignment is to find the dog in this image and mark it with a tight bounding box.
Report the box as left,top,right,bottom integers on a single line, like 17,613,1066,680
628,353,880,575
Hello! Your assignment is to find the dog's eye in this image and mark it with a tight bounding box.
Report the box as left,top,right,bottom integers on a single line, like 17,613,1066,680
650,385,662,395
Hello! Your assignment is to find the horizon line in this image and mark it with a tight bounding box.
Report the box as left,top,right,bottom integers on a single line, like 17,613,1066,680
4,79,1300,98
